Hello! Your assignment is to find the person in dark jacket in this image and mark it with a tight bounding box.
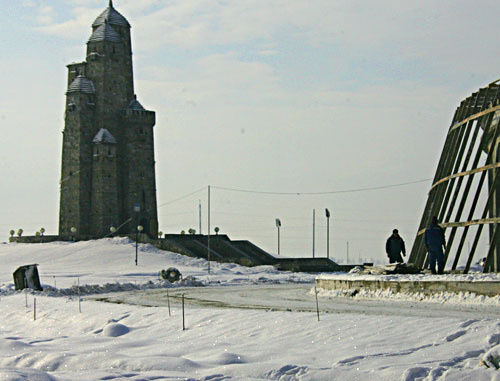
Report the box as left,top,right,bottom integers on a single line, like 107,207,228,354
424,216,446,274
386,229,406,263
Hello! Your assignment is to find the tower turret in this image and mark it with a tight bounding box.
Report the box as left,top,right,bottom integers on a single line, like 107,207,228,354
59,74,96,238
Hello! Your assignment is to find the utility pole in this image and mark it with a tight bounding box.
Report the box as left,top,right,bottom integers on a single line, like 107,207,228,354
207,186,211,274
275,218,281,255
199,200,202,235
346,241,349,264
312,209,316,258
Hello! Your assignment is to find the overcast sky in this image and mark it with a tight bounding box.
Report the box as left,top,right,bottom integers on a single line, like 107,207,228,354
1,0,499,262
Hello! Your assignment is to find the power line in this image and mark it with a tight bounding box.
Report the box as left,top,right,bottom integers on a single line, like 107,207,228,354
212,177,433,195
157,187,206,209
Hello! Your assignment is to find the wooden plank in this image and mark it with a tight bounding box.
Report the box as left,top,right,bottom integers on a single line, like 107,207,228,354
463,119,500,272
450,113,496,269
429,162,500,192
417,217,500,236
448,104,500,134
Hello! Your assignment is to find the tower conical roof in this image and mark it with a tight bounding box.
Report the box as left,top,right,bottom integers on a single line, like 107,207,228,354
92,2,130,28
67,74,96,94
93,128,117,144
128,98,145,110
88,23,122,43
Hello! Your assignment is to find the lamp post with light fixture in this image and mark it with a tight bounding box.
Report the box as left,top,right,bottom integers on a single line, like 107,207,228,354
275,218,281,255
325,208,331,259
136,225,143,266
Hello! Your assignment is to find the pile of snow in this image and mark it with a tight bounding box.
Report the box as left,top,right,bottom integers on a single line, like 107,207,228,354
0,238,315,292
317,272,500,282
316,286,500,305
316,272,500,305
102,323,130,337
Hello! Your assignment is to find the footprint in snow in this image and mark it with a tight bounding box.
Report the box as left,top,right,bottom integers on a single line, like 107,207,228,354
460,319,478,328
445,330,466,342
487,333,500,346
401,367,429,381
200,375,230,381
264,364,309,380
106,313,130,324
337,355,364,365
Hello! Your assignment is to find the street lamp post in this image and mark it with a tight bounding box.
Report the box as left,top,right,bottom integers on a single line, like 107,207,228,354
325,208,331,259
134,203,141,265
136,225,143,266
275,218,281,255
70,227,77,242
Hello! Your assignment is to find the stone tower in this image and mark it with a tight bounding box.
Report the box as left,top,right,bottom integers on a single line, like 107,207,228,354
59,0,158,239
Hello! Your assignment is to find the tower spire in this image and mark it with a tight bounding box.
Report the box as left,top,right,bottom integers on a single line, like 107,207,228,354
109,0,113,7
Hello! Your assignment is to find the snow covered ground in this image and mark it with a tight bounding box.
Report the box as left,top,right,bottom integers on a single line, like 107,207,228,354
1,238,500,380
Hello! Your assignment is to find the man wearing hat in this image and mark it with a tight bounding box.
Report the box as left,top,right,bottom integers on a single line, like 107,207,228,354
386,229,406,263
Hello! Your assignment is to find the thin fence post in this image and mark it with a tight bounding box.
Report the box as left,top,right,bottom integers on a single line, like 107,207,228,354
33,297,36,321
167,289,171,317
25,290,28,308
78,278,81,313
314,286,320,322
53,276,56,289
182,294,185,331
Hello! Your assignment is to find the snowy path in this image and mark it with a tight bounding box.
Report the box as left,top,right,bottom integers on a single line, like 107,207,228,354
90,284,500,319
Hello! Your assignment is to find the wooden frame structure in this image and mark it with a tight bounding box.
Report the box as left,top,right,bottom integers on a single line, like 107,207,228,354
409,80,500,273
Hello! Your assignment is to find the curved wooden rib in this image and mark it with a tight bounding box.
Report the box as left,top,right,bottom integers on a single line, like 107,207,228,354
449,104,500,134
417,217,500,236
429,162,500,192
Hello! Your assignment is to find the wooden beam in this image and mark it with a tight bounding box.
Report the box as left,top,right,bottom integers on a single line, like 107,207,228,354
449,104,500,134
429,162,500,191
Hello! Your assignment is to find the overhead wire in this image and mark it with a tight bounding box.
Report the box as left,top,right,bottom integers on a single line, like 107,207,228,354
157,187,206,209
211,177,432,195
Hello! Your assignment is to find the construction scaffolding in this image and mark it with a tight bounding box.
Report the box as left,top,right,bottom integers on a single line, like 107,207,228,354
409,80,500,273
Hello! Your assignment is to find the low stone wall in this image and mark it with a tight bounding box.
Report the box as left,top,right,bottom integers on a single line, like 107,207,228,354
315,277,500,297
9,235,61,244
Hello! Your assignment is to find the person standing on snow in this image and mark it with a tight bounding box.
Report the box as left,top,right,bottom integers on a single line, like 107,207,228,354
386,229,406,263
424,216,446,274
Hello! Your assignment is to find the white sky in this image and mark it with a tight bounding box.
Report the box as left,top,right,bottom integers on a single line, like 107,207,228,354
1,0,499,262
